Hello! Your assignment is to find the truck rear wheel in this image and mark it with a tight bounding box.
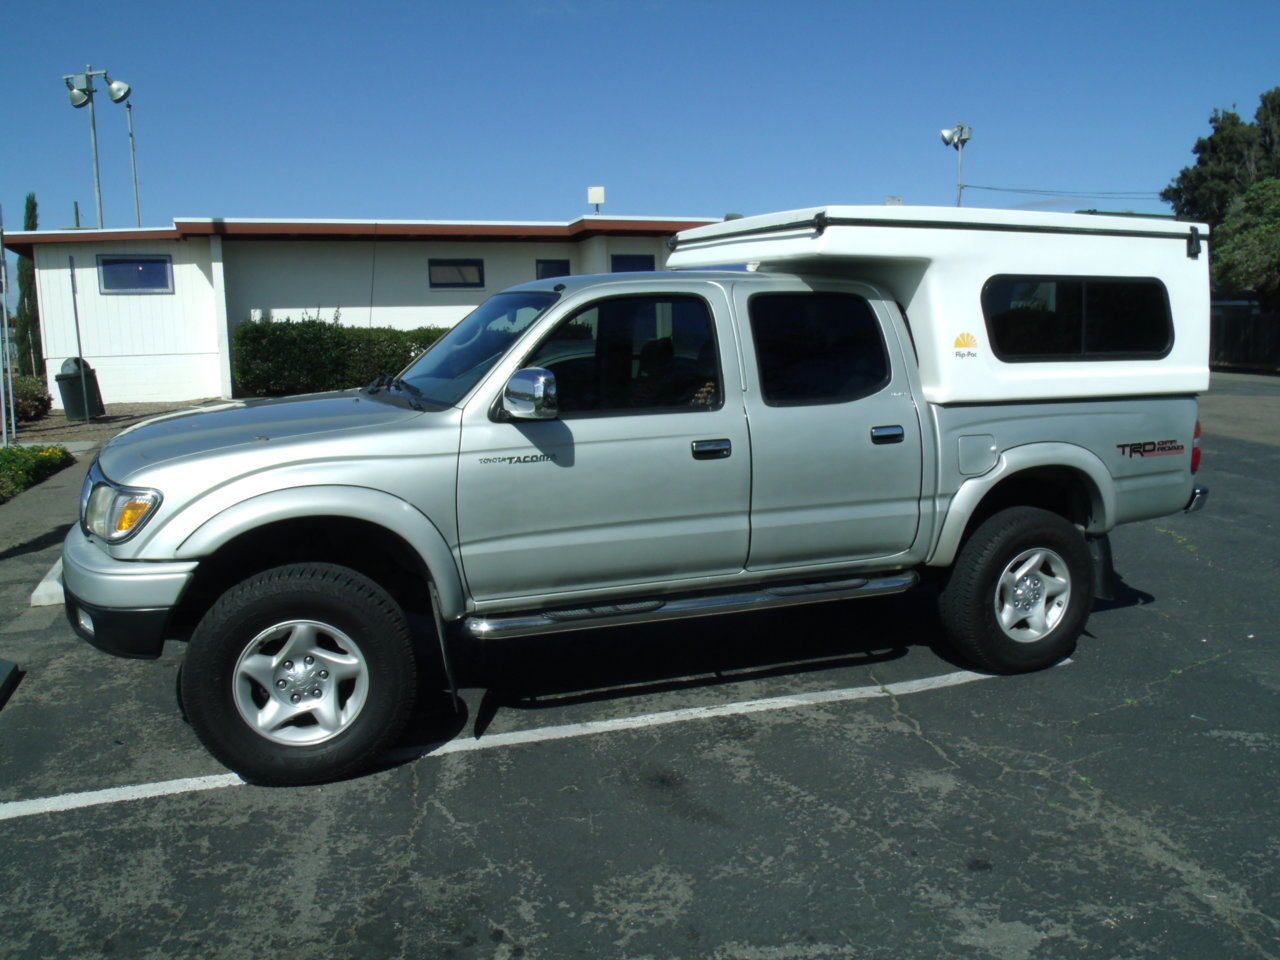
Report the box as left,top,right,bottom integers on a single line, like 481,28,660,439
939,507,1093,674
180,563,417,785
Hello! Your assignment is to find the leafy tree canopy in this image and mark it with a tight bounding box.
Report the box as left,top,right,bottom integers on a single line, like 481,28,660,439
1161,87,1280,229
1213,178,1280,310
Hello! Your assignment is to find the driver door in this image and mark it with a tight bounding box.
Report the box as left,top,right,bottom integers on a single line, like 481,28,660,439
456,286,751,603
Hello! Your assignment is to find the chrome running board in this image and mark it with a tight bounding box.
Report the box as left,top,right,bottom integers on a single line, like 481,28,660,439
462,571,919,641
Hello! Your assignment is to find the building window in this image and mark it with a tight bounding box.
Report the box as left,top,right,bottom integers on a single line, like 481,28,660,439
97,255,173,295
748,293,889,406
536,259,571,280
429,259,484,288
982,276,1172,361
610,254,655,273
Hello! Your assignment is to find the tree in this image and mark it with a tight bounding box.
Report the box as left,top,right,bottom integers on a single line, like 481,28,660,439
1213,178,1280,310
1161,87,1280,229
14,193,42,378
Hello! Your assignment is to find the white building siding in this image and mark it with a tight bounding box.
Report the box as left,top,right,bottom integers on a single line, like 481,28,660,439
35,240,224,406
14,218,703,408
220,238,666,332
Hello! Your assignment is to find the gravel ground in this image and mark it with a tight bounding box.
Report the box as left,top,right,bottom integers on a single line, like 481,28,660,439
11,399,224,448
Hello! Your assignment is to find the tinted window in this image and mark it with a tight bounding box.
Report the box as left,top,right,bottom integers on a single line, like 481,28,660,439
982,276,1171,361
527,295,720,414
748,293,889,406
98,255,173,294
429,259,484,288
536,259,571,280
610,254,656,273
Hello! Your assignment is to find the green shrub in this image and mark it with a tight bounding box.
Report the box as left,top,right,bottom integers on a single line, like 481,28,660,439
12,376,52,422
342,326,447,387
0,445,74,503
231,311,447,397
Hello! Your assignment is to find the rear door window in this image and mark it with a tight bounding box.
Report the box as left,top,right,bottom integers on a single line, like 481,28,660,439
747,293,889,406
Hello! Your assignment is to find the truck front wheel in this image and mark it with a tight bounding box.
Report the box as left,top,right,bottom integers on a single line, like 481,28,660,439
939,506,1093,674
180,563,417,785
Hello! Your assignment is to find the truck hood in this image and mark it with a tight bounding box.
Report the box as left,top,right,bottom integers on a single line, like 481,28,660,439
98,392,426,478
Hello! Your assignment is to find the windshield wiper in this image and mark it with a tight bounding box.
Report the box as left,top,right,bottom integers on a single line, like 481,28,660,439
364,374,425,410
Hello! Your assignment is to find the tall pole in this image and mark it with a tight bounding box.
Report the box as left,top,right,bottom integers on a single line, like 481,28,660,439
0,209,10,446
127,102,141,227
86,79,104,228
956,142,964,207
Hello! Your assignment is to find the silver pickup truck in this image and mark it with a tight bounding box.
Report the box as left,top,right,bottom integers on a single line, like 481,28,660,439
62,206,1210,785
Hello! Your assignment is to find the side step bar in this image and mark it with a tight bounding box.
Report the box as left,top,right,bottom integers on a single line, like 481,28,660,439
463,571,919,641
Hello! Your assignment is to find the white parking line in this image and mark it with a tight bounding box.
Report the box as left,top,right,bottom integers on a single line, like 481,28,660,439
0,668,997,823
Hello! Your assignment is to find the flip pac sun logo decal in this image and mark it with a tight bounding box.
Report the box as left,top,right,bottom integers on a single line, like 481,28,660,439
953,332,978,358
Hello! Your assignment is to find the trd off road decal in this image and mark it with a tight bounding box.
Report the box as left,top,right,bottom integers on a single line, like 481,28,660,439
1116,439,1185,458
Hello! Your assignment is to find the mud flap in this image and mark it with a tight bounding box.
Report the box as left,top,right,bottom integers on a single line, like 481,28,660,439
1089,534,1116,602
428,583,462,712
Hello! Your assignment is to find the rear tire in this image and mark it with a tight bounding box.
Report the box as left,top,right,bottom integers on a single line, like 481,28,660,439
939,506,1093,674
180,563,417,785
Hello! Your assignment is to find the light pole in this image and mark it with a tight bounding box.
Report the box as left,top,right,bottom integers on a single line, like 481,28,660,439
939,123,972,207
63,65,133,228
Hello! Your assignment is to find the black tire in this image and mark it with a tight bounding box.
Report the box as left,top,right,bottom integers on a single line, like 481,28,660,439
938,506,1093,674
180,563,417,785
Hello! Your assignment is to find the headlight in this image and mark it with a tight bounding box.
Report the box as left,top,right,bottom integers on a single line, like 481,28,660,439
80,462,162,542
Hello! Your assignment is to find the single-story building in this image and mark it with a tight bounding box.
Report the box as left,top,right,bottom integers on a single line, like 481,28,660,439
3,214,716,406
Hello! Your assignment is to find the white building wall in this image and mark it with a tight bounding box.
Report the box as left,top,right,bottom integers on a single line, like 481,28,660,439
221,240,585,332
27,230,680,408
35,239,224,407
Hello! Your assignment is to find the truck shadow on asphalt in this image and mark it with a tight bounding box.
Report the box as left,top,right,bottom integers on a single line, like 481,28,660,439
387,572,1162,766
392,592,943,758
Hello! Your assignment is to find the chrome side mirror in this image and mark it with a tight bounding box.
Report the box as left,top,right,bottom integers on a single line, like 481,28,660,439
503,367,558,420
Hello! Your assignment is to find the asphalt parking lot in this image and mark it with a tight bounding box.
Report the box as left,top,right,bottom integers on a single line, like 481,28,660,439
0,374,1277,960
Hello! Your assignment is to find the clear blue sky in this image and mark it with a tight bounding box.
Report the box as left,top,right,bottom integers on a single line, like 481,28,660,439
2,0,1278,240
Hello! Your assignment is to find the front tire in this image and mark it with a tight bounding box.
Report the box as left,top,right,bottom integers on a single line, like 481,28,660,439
180,563,417,785
939,507,1093,674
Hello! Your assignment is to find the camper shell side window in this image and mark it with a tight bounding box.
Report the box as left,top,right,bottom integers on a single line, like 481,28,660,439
981,276,1173,362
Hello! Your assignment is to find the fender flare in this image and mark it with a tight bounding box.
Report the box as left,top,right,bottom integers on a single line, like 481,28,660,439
167,485,467,621
927,442,1115,567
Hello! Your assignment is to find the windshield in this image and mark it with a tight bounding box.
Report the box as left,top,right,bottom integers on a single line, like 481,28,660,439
398,290,559,406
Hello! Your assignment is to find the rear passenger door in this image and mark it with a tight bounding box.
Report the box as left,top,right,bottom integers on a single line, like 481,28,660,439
737,286,923,569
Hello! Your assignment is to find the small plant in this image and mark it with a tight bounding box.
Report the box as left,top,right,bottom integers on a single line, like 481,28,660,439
0,444,74,503
12,376,53,422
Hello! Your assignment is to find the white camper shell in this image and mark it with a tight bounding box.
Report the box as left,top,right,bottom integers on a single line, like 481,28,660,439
667,206,1210,405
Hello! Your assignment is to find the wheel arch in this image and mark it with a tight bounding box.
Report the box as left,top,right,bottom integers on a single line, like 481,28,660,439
165,486,466,635
928,442,1114,567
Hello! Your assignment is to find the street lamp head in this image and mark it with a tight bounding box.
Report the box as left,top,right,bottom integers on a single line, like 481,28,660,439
940,124,972,150
66,74,92,108
106,77,131,103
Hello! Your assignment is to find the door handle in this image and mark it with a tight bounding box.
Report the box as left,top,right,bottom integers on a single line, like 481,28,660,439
692,438,732,460
870,425,905,445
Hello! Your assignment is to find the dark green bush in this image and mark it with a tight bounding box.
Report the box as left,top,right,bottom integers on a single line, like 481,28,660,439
342,327,448,387
232,312,447,397
13,376,53,422
0,444,74,503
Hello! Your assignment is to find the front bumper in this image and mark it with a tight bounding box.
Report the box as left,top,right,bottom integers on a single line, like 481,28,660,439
61,528,198,659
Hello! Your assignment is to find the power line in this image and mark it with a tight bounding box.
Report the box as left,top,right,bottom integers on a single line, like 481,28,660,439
963,184,1161,200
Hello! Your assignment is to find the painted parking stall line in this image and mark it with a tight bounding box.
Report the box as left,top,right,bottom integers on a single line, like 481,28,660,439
0,668,1000,823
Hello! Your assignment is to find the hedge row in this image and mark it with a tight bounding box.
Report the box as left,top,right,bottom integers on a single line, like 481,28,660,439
0,445,75,503
231,314,448,397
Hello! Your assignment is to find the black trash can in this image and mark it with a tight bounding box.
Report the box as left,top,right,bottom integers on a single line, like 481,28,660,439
56,357,106,421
